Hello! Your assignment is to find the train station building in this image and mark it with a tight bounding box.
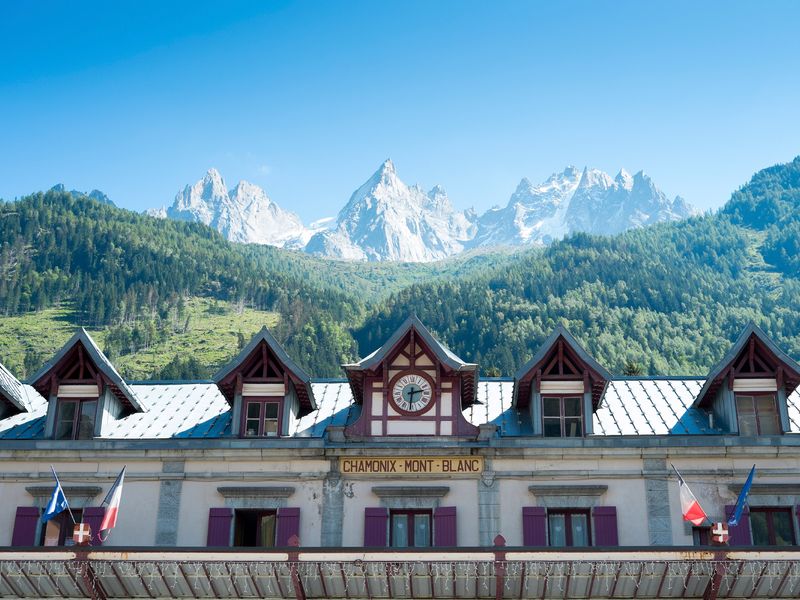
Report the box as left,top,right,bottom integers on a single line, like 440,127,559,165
1,317,799,598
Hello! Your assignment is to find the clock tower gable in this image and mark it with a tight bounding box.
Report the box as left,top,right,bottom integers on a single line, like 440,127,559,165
343,316,479,439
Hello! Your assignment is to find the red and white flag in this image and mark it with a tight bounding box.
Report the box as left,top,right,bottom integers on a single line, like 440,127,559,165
99,466,126,536
672,464,708,526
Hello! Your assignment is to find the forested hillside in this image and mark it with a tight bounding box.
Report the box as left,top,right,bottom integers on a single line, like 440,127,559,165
2,157,800,380
355,157,800,376
0,190,514,378
0,191,364,377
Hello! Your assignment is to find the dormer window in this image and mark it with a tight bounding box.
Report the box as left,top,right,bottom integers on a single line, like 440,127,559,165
542,396,583,437
514,326,611,438
214,326,316,439
243,399,281,437
55,398,97,440
693,325,800,435
30,329,144,440
735,394,780,436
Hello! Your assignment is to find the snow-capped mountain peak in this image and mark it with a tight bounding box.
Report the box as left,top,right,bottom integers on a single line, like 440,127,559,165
160,169,312,248
576,167,613,190
307,160,477,262
150,161,695,262
475,165,694,249
615,168,634,190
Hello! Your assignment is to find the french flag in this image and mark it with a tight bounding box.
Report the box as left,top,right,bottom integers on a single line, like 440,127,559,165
99,466,126,535
672,464,708,526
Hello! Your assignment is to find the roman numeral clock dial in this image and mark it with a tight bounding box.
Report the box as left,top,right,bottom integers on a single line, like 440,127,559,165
391,373,434,414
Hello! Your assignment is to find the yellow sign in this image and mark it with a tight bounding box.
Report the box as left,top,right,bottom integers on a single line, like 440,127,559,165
340,456,484,475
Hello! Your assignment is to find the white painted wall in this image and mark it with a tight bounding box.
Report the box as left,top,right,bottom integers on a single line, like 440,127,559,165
1,449,799,548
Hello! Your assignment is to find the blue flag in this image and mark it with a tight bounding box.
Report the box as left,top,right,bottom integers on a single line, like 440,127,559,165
728,465,756,527
41,467,70,523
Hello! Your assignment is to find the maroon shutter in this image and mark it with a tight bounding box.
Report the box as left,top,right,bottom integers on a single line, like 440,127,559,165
11,507,40,546
83,507,106,546
522,507,547,546
593,506,619,546
726,504,752,546
276,507,300,546
434,506,457,547
796,506,800,542
364,507,388,546
207,508,234,547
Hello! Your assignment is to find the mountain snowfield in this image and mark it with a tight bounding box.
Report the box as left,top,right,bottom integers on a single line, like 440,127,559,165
149,161,695,262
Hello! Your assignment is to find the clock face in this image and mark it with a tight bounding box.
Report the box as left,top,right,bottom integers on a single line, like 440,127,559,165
391,373,434,414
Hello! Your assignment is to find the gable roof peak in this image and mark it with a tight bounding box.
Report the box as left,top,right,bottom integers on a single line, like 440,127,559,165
213,325,316,411
30,328,144,412
343,314,478,408
693,323,800,407
512,325,611,410
514,325,611,382
344,314,476,373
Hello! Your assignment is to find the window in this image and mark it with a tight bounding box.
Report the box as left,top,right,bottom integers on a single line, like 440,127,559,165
55,399,97,440
542,396,583,437
547,509,590,546
736,394,781,435
390,510,431,548
692,526,710,546
242,399,281,437
41,509,83,546
750,507,795,546
234,510,277,547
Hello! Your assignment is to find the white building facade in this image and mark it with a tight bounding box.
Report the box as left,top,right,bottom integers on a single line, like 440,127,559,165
0,318,799,599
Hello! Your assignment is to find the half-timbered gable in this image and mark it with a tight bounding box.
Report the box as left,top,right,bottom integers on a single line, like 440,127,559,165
0,362,26,418
693,324,800,435
30,329,143,440
213,326,316,437
344,316,479,438
513,326,610,437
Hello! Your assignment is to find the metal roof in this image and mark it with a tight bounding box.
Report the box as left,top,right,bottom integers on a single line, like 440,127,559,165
1,378,799,440
0,361,26,413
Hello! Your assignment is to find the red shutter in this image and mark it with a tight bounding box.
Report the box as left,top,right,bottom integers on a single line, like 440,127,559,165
11,507,40,546
83,507,106,546
522,507,547,546
364,507,388,547
207,508,234,547
592,506,619,546
276,507,300,546
434,506,457,547
726,505,752,546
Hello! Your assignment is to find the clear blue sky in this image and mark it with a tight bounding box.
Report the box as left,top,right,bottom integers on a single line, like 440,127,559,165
1,0,799,221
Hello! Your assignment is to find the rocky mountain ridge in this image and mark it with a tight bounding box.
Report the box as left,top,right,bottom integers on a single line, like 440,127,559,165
149,161,695,261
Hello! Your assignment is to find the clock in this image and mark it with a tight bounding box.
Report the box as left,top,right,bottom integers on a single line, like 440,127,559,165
390,372,434,415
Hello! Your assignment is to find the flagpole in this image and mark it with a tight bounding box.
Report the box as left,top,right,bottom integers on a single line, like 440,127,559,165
51,466,77,525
